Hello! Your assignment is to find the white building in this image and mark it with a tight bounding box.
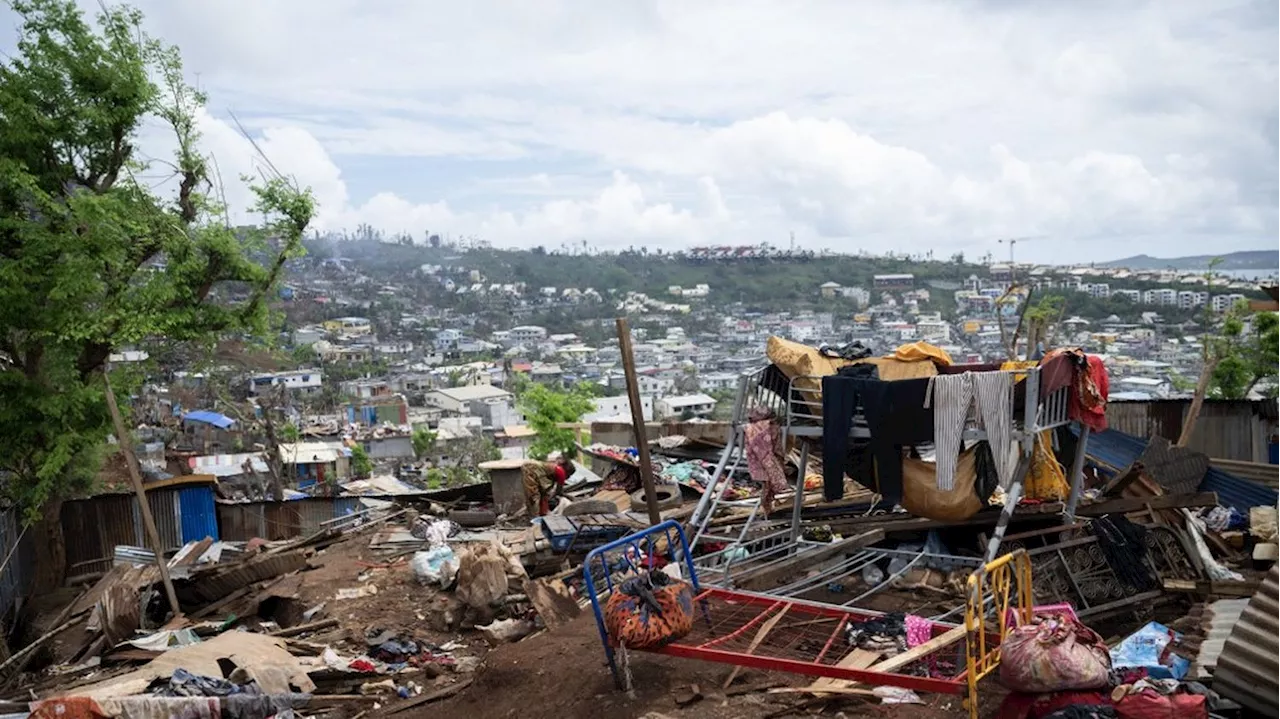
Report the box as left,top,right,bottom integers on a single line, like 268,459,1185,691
249,369,323,396
584,396,654,423
1212,293,1247,313
510,325,548,343
916,319,951,344
1113,289,1141,303
1178,291,1208,310
655,393,718,419
424,384,514,414
698,372,739,392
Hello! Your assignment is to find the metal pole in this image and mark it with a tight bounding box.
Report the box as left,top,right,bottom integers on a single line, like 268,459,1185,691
1064,426,1090,520
103,371,182,617
615,318,662,526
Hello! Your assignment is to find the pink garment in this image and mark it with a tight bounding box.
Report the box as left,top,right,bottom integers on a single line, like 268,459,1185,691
745,409,788,513
904,614,933,648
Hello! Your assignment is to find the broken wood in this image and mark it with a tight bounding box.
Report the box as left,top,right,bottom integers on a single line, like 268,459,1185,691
870,625,966,675
0,612,85,679
268,618,339,637
805,648,882,693
190,586,252,620
380,678,474,714
523,577,581,630
723,605,791,689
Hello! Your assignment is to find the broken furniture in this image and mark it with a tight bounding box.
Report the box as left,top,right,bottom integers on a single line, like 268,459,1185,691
689,361,1088,588
583,520,1034,719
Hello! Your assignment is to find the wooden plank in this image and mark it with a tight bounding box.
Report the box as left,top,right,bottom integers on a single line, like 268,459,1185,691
723,605,791,689
1075,492,1218,516
805,648,882,692
867,625,966,675
523,577,581,631
734,530,885,591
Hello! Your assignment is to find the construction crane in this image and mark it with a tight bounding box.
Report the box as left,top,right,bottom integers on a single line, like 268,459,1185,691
996,235,1048,285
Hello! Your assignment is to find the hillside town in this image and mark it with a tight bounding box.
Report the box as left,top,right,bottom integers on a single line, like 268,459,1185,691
3,2,1279,719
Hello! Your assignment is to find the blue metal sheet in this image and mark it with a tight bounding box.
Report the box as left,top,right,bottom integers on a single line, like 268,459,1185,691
1082,427,1278,512
178,486,220,543
1200,466,1279,515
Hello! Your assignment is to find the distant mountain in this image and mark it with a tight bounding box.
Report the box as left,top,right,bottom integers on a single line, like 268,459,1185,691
1100,250,1278,271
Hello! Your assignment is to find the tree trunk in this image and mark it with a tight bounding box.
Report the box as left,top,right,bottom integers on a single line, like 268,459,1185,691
1177,357,1221,448
31,497,66,594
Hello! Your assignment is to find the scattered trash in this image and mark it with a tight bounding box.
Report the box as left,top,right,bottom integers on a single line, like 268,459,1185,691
335,585,378,600
1110,622,1191,680
411,545,459,588
477,618,536,646
873,686,922,704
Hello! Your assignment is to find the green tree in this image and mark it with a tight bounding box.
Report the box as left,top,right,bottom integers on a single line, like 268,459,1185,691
519,382,594,459
1209,303,1279,399
411,427,438,459
0,0,313,589
350,445,374,477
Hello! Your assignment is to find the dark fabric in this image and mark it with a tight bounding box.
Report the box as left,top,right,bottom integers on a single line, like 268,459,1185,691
1092,515,1157,591
822,373,863,501
972,440,1000,502
938,362,1003,374
822,367,933,505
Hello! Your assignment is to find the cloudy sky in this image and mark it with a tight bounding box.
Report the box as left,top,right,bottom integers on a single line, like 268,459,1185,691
9,1,1280,263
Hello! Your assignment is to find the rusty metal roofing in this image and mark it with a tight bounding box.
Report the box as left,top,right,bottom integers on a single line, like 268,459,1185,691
1213,565,1278,715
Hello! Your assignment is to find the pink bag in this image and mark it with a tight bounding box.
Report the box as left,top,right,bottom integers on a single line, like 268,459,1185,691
998,613,1111,692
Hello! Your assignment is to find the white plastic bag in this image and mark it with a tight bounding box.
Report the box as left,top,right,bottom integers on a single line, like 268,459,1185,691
411,545,459,587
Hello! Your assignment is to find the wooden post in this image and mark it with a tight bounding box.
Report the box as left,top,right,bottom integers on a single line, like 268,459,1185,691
615,318,662,526
102,371,182,617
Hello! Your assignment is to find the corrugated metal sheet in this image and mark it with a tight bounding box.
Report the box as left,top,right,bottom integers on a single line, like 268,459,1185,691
147,489,182,551
1213,565,1278,715
1209,459,1279,488
1191,597,1249,679
1105,399,1276,462
62,495,138,576
1200,466,1278,515
1082,428,1278,513
0,509,35,620
217,498,362,542
178,486,219,543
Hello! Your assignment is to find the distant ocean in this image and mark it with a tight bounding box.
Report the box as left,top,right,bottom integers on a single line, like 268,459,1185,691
1203,268,1280,281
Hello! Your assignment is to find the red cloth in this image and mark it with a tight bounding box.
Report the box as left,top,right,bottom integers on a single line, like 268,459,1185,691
1072,354,1109,432
553,465,567,486
1115,690,1207,719
998,690,1112,719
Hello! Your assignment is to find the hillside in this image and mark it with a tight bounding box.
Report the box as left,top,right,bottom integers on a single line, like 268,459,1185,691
301,238,986,309
1100,250,1278,271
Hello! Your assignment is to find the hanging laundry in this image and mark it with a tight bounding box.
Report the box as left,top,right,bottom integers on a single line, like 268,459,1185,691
926,372,1015,490
744,407,789,513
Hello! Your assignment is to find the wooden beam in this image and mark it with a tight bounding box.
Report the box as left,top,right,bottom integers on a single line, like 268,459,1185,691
103,371,181,618
869,624,967,675
615,317,661,526
734,530,885,591
805,648,882,693
1074,491,1218,516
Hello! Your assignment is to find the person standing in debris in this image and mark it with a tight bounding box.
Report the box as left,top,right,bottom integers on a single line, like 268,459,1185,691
522,453,576,517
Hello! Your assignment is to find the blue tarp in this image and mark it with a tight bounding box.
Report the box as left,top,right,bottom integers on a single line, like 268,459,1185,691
182,410,236,430
1081,427,1278,513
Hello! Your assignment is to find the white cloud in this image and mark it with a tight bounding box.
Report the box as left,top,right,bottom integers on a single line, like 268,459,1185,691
37,0,1272,262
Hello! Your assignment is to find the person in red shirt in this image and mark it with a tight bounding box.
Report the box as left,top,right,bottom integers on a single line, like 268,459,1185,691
521,453,577,517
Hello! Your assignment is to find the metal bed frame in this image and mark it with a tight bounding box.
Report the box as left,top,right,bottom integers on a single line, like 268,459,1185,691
688,364,1091,584
583,520,1034,719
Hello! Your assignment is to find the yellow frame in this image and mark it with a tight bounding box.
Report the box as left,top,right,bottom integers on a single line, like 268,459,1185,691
963,548,1033,719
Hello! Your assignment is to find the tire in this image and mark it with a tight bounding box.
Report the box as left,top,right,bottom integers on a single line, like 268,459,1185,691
630,486,682,513
449,508,498,527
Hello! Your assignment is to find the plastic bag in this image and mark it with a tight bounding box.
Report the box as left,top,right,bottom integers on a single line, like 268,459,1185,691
1109,622,1190,680
603,571,694,650
411,546,458,588
998,613,1111,692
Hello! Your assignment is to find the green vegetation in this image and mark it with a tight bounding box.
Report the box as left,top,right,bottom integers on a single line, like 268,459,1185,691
411,427,438,459
350,445,373,477
1210,302,1279,399
518,383,595,459
0,0,313,518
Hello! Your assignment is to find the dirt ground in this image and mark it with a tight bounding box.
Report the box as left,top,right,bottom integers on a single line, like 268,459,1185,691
410,612,1007,719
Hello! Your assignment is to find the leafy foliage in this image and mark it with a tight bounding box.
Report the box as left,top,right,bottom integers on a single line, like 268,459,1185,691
1210,303,1279,399
349,445,373,478
411,427,438,459
519,383,595,459
0,0,313,516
